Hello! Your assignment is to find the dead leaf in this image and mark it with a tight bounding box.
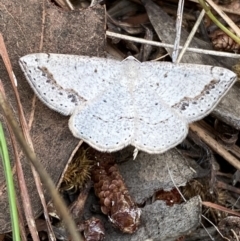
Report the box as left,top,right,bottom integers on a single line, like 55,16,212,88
0,0,105,233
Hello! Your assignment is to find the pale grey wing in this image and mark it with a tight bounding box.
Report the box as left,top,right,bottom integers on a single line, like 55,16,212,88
137,62,237,123
69,83,134,152
19,53,123,116
133,85,188,154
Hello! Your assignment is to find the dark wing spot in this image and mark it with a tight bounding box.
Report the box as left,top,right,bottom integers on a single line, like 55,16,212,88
180,102,189,111
68,94,78,103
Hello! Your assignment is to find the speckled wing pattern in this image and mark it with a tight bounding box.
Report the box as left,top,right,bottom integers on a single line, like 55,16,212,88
19,54,236,154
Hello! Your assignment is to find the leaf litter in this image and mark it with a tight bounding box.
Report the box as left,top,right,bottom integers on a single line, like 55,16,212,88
1,0,240,240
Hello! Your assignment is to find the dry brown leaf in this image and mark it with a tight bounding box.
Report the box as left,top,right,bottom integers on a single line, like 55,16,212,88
0,0,105,233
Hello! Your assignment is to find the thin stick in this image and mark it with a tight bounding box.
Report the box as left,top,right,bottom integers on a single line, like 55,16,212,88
106,31,240,58
177,9,205,63
190,0,240,16
0,35,41,241
172,0,185,62
201,215,226,240
199,0,240,44
167,162,218,240
167,162,187,202
190,123,240,170
0,33,56,241
202,201,240,217
231,229,239,241
65,0,74,10
205,0,240,37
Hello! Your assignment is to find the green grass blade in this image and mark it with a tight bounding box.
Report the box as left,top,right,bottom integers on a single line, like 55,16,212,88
0,123,20,241
199,0,240,45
